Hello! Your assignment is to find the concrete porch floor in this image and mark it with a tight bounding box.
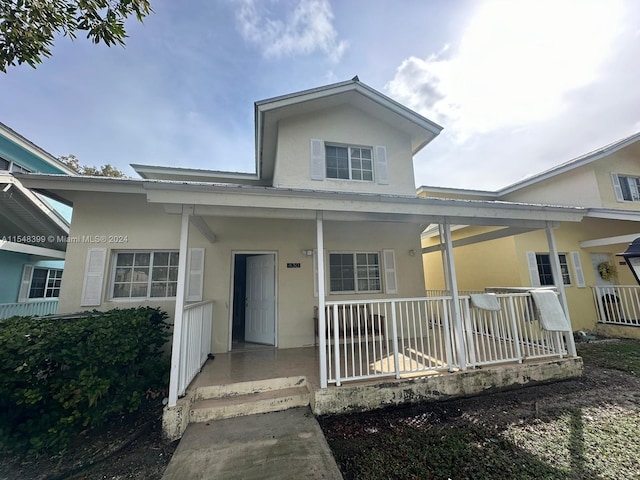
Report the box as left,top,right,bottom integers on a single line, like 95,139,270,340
162,345,584,438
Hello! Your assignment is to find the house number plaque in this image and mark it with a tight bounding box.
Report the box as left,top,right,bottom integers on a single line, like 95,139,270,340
287,263,301,268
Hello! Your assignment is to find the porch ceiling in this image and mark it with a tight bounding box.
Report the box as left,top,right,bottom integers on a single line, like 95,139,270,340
0,175,69,252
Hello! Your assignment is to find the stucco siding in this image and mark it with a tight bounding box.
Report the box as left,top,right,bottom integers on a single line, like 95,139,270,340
272,104,416,195
503,167,601,207
60,191,426,354
57,192,181,317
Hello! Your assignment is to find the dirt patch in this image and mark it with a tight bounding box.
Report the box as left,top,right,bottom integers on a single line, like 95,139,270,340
319,360,640,479
0,401,178,480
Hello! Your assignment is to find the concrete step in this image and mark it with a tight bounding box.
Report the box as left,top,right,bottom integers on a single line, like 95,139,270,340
189,386,311,423
193,376,307,401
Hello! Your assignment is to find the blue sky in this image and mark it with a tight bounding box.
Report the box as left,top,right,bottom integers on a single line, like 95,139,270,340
1,0,639,190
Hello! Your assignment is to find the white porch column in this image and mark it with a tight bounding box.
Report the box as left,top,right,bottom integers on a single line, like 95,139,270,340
439,224,452,293
545,222,577,356
316,212,328,388
168,206,192,407
441,220,467,370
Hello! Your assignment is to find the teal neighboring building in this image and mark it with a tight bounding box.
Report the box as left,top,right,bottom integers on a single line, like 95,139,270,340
0,122,76,317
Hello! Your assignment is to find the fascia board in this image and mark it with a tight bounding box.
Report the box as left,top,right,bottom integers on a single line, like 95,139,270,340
130,163,260,182
587,208,640,221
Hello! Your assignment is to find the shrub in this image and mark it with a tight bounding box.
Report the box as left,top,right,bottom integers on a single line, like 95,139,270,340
0,307,171,453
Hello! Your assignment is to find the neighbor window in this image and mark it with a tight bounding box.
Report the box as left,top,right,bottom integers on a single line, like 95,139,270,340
618,175,640,201
29,268,62,298
325,145,373,181
111,251,179,299
329,252,381,293
535,253,571,286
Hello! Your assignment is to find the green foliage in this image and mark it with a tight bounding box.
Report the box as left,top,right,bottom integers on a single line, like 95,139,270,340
0,307,170,453
0,0,152,72
59,154,125,177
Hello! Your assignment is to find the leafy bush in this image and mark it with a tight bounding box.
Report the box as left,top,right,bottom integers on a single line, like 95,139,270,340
0,307,171,453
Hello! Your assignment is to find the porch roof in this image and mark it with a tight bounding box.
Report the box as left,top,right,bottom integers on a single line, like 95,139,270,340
18,173,586,229
0,174,69,256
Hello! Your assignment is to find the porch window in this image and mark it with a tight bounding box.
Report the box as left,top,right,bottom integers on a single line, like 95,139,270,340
329,252,381,293
535,253,571,286
325,145,374,181
111,251,179,299
28,268,62,298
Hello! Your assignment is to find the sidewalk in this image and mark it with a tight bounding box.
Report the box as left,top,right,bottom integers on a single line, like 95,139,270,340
162,407,343,480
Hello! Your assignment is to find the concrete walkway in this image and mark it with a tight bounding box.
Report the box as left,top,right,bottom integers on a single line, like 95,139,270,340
162,407,343,480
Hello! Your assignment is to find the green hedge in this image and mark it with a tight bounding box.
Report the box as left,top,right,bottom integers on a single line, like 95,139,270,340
0,307,171,453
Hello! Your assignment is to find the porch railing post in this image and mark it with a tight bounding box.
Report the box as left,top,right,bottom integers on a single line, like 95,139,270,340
441,221,467,370
545,223,577,357
168,206,191,407
507,295,523,363
316,212,328,388
332,304,341,386
390,300,401,379
462,297,476,367
441,300,454,371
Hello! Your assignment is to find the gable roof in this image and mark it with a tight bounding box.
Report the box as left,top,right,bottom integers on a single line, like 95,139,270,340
418,131,640,199
498,131,640,195
255,78,443,181
0,122,77,175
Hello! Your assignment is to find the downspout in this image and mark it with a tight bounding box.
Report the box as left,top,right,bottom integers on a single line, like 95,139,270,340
168,206,192,406
317,212,328,388
545,222,577,356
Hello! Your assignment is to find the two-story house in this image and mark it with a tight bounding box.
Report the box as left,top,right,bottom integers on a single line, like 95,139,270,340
0,122,75,318
19,79,589,440
420,132,640,339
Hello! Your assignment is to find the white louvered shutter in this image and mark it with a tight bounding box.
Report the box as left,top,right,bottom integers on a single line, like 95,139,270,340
375,145,389,185
186,248,205,302
570,251,586,288
611,173,624,202
17,265,34,303
81,248,107,306
383,249,398,294
526,251,541,287
310,139,325,180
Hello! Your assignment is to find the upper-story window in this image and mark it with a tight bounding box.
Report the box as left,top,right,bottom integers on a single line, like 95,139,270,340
310,139,388,185
612,173,640,202
618,175,640,201
325,145,374,181
0,156,31,173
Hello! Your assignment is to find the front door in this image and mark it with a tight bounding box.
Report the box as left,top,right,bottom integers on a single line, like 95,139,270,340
244,254,276,345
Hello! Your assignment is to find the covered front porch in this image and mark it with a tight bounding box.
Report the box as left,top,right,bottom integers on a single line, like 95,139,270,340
163,287,582,440
155,185,586,439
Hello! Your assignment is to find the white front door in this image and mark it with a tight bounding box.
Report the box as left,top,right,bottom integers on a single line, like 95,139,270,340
244,254,276,345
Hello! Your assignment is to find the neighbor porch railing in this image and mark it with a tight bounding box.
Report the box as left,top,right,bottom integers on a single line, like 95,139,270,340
592,285,640,326
0,299,59,319
177,300,213,397
322,293,569,386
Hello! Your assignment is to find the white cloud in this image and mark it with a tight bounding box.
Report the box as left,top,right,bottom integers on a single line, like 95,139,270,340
235,0,348,62
387,0,625,140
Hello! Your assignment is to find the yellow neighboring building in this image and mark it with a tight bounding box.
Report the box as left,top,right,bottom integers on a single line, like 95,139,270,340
420,133,640,338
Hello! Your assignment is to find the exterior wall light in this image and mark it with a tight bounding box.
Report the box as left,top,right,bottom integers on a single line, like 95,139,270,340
301,250,314,257
617,237,640,285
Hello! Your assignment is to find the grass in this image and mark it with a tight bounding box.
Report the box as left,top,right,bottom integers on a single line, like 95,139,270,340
321,339,640,480
576,339,640,375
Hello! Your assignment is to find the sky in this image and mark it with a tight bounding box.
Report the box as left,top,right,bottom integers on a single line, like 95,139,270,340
1,0,639,191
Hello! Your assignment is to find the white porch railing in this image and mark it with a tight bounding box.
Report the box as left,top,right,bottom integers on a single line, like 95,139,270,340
177,300,213,397
592,285,640,326
0,299,59,319
322,293,569,386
